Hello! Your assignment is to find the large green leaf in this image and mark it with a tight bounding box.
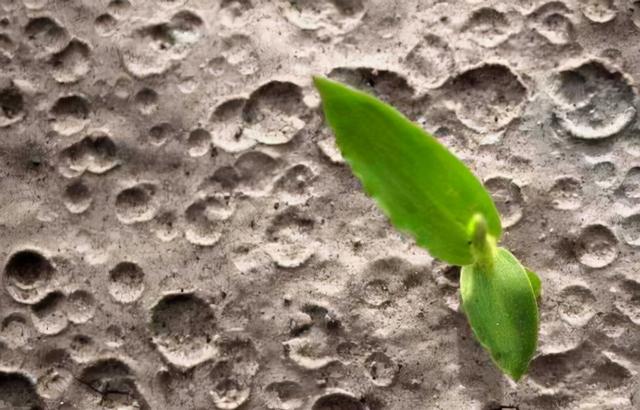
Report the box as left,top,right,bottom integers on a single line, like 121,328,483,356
314,77,501,266
525,268,542,300
460,248,538,380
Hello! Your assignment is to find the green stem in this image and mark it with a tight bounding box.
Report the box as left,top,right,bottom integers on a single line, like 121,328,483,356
468,213,497,270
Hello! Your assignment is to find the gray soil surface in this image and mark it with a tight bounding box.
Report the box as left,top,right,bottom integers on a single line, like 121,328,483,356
2,0,640,409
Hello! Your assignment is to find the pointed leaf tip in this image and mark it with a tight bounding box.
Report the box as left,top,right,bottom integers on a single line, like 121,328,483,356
314,77,502,266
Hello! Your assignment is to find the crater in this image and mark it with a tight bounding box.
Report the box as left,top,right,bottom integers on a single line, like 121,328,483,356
63,179,93,214
446,64,527,132
404,34,455,89
66,289,96,324
264,380,305,410
579,0,617,23
4,249,55,304
558,285,596,326
31,291,68,335
58,131,118,177
549,176,582,210
50,39,91,83
184,194,235,246
463,7,512,48
0,82,25,127
484,176,524,227
187,128,211,157
575,224,618,268
50,95,91,135
242,81,307,145
120,10,204,78
279,0,366,39
108,261,145,303
311,392,365,410
0,371,44,409
552,61,635,140
210,98,254,152
149,293,218,368
364,351,398,387
115,183,158,224
24,16,69,54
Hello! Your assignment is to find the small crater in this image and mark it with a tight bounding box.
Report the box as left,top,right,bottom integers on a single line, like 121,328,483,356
235,150,279,194
447,64,527,132
264,207,317,268
404,34,455,89
4,249,55,304
615,279,640,325
362,279,390,307
77,358,149,409
50,95,91,135
283,336,338,370
0,313,32,348
364,351,398,387
95,13,117,37
617,167,640,203
558,285,596,326
0,33,16,61
31,291,68,335
151,210,179,242
108,261,145,303
24,16,69,53
620,214,640,246
593,161,616,187
311,392,365,410
184,194,235,246
115,183,158,224
632,1,640,29
149,122,176,146
134,87,159,115
328,67,414,108
206,360,251,409
149,293,218,368
264,380,305,410
279,0,366,39
187,128,211,157
66,289,95,324
580,0,617,23
529,2,574,45
120,10,204,78
37,367,72,400
58,131,118,177
463,7,511,48
484,176,524,227
575,224,618,268
242,81,307,145
0,371,44,409
210,98,255,152
209,34,260,78
0,83,25,127
50,39,91,83
105,324,125,347
274,163,315,197
63,179,92,214
69,334,98,363
108,0,131,17
204,166,241,193
548,176,582,210
553,61,635,140
206,334,259,409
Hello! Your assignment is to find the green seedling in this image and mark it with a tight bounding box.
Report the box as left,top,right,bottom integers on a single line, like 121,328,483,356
314,76,541,381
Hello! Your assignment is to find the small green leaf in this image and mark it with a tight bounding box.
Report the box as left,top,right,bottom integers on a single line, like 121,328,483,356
525,268,542,300
314,77,501,266
460,248,538,381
